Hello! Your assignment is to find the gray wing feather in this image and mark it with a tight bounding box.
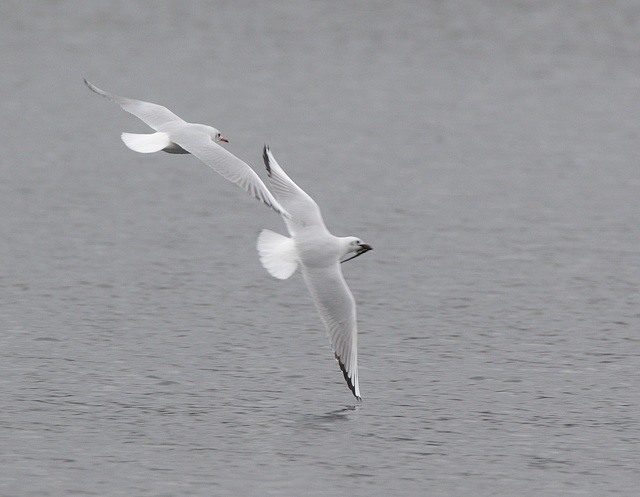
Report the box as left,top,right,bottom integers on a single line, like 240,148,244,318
84,79,185,130
171,131,290,217
301,264,361,399
262,146,325,233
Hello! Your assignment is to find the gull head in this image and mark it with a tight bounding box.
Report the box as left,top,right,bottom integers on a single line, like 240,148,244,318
204,125,228,143
340,237,372,264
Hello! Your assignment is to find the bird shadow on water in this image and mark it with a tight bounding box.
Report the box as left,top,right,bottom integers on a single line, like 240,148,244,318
298,405,362,431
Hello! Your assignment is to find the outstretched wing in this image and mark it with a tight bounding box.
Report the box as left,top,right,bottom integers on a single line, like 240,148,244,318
84,79,185,131
85,80,289,218
170,130,290,218
301,264,361,400
262,145,325,234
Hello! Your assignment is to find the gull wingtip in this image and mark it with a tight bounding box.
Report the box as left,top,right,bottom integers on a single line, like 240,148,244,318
262,143,272,176
83,78,106,98
336,354,361,401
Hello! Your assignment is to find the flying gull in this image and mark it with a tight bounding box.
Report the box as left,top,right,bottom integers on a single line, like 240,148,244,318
84,79,288,217
258,146,371,400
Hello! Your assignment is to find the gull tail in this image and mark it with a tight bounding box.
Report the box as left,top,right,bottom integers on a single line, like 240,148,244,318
121,132,172,154
257,230,298,280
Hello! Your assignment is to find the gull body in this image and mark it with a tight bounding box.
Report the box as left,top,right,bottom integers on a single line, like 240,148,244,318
84,79,288,217
258,146,371,400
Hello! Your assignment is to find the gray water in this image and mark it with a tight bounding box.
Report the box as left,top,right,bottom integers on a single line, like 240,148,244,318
2,1,639,495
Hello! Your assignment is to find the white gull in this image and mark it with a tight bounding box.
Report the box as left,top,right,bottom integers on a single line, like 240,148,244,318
84,79,288,218
258,146,371,400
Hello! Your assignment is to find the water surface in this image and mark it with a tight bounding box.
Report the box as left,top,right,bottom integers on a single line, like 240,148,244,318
1,1,639,495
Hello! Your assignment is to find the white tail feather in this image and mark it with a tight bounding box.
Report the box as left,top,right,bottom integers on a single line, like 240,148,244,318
121,132,172,153
257,230,298,280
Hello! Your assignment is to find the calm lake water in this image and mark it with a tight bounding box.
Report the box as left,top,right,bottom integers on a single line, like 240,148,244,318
2,1,639,495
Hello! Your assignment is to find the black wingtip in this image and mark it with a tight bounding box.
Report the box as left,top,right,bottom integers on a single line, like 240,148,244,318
336,354,362,401
262,144,272,177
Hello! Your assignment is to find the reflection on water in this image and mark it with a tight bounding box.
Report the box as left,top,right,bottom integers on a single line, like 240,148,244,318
301,405,361,429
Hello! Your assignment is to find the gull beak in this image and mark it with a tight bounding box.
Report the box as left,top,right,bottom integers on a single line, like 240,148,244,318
219,137,229,143
340,243,372,264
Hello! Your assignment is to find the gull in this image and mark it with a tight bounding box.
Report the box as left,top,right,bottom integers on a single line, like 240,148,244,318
84,79,288,217
258,146,371,400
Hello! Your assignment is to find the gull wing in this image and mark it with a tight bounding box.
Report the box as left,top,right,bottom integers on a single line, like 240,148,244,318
84,79,185,131
301,264,361,400
169,130,290,217
262,146,325,234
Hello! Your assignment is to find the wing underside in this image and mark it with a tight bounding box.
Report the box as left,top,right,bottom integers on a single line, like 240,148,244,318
301,264,361,400
171,132,290,217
